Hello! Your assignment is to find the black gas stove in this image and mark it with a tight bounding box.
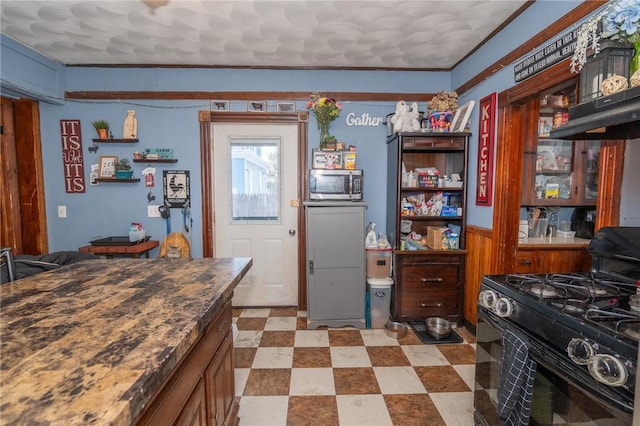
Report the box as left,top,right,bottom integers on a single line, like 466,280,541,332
475,227,640,425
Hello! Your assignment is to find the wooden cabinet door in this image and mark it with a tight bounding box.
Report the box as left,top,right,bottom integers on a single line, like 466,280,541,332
521,86,598,207
516,248,591,273
175,379,207,426
205,333,234,426
393,253,464,325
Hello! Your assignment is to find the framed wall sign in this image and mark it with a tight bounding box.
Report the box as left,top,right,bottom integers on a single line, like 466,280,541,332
450,100,475,133
276,102,296,112
60,119,86,193
247,101,267,112
163,170,190,208
98,155,117,178
211,100,229,111
476,93,496,206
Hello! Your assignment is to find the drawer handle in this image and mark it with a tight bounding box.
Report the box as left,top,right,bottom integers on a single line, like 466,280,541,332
217,319,228,335
520,259,532,266
420,302,443,308
421,277,443,283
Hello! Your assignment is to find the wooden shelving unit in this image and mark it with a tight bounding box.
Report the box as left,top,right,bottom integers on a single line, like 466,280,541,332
95,178,140,183
92,139,139,143
133,158,178,163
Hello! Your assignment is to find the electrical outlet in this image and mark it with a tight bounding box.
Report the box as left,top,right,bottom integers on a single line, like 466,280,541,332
148,205,161,218
57,205,67,218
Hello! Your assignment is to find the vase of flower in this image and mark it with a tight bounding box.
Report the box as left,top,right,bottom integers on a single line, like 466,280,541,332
308,92,341,149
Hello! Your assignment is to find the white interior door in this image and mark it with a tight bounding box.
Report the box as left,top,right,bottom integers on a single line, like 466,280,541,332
213,123,299,306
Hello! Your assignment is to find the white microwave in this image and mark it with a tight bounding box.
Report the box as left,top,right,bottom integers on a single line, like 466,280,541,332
308,169,363,201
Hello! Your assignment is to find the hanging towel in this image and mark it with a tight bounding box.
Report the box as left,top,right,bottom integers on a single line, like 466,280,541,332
497,330,537,426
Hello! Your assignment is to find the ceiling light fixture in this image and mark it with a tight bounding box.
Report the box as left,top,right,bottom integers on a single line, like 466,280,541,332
142,0,170,14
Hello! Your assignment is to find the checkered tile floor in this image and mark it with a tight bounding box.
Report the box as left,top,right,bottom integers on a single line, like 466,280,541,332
232,307,477,425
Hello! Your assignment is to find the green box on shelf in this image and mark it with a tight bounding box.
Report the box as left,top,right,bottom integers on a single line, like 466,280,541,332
145,148,174,159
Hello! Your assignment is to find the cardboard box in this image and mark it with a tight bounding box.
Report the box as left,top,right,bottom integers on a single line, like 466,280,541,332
426,226,449,249
366,248,392,277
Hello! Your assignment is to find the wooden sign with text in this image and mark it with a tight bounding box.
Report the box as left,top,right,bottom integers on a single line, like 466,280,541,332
476,93,496,206
60,120,86,193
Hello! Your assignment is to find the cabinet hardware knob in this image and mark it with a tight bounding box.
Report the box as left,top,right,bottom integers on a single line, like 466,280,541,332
421,277,443,283
520,259,532,265
420,302,443,307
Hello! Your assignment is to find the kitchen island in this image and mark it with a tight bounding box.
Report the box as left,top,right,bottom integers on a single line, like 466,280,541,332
0,257,252,425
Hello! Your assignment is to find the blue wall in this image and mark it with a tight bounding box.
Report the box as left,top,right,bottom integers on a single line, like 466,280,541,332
1,0,589,257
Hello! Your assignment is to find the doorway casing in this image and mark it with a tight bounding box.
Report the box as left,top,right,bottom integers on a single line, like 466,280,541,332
199,110,309,309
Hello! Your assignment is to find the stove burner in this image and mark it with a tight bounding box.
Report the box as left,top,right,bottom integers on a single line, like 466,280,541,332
530,283,559,298
503,273,629,301
585,308,640,343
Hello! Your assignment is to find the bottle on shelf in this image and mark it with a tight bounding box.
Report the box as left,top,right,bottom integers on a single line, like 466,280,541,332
123,110,138,139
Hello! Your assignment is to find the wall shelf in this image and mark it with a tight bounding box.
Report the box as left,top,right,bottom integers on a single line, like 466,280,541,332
91,139,139,143
95,178,140,183
133,158,178,163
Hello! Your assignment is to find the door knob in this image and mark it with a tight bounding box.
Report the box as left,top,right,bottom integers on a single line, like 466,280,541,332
289,229,296,236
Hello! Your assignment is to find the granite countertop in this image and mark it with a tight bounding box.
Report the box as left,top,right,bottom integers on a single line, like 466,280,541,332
0,257,252,425
518,237,591,249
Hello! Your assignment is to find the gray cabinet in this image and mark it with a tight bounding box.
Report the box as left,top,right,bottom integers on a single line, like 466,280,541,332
305,201,366,329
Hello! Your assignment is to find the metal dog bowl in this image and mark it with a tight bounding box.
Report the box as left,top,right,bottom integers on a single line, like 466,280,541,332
385,321,408,339
425,317,452,339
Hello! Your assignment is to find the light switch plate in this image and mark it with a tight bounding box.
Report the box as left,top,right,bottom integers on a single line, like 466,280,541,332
147,205,161,218
57,205,67,218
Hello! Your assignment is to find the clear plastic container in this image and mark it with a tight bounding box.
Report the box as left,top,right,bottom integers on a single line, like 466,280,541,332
528,218,549,238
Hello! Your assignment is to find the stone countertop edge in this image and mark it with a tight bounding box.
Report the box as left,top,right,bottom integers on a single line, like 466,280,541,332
518,237,591,248
0,257,252,426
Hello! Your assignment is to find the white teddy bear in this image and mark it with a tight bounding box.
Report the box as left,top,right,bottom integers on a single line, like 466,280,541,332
391,100,421,133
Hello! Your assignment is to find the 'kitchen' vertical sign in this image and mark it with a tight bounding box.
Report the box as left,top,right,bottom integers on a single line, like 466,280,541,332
476,93,496,206
60,120,86,193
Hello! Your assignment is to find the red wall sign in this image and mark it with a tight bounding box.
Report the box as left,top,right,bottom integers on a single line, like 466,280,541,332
60,120,86,193
476,93,496,206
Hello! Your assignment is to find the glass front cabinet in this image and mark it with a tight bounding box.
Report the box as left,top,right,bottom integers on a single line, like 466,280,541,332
522,83,599,206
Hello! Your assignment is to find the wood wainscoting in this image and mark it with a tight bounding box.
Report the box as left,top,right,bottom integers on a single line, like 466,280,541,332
463,225,494,329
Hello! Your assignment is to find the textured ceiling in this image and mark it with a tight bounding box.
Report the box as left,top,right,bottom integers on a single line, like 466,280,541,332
0,0,529,69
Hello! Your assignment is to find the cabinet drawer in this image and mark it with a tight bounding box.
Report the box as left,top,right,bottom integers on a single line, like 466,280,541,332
402,137,465,150
400,286,458,317
401,263,460,290
397,263,460,318
516,252,535,274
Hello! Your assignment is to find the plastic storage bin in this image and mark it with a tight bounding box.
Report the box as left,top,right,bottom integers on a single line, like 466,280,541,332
366,248,392,278
367,277,394,328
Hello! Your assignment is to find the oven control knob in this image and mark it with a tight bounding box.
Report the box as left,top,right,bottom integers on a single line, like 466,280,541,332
479,290,497,308
567,338,594,365
494,297,514,317
587,354,628,387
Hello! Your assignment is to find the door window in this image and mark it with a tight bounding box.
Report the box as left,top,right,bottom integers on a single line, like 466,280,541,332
230,139,280,222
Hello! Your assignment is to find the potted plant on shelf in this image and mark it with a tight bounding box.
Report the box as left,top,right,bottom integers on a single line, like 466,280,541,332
92,120,110,139
114,158,133,179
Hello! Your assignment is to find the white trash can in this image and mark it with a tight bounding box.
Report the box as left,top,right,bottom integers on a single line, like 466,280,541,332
367,277,394,328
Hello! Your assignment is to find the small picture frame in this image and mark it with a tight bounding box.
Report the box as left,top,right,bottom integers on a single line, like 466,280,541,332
210,100,229,111
98,155,117,178
312,149,343,169
450,100,475,133
247,101,267,112
163,170,191,208
276,102,296,113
